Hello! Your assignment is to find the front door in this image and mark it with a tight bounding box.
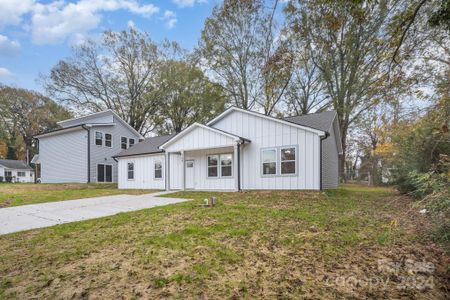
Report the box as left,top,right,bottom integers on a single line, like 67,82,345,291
185,160,195,189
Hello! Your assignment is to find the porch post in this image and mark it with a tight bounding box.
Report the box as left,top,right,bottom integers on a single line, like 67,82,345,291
165,152,170,191
234,143,240,192
181,150,185,191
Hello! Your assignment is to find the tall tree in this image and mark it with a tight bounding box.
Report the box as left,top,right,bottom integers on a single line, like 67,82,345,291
285,0,404,178
43,28,161,135
0,86,71,161
198,0,291,114
154,60,226,134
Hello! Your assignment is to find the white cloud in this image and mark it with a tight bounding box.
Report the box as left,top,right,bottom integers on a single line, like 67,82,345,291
0,67,14,78
0,0,35,28
172,0,207,8
161,10,177,29
0,0,160,45
127,20,136,29
0,35,21,56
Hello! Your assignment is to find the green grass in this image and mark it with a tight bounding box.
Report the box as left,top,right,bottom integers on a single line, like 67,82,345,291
0,183,158,207
0,185,446,299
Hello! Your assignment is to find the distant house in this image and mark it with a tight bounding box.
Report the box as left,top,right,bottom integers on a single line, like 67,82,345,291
33,110,143,183
0,159,34,183
114,107,343,191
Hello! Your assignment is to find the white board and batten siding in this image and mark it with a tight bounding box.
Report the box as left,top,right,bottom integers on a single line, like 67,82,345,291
164,125,236,152
39,128,88,183
212,110,321,190
117,154,165,189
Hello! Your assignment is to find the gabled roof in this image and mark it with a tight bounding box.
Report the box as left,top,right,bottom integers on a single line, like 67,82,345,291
284,111,337,132
114,134,174,158
57,109,143,139
207,106,326,136
159,122,251,150
34,123,115,139
0,159,33,170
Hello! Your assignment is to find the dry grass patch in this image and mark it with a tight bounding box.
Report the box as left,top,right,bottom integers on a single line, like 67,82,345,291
0,185,448,299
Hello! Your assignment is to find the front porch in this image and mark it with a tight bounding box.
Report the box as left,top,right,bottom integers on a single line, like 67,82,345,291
159,123,250,191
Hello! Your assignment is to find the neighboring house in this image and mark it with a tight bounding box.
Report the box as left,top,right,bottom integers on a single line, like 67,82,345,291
115,107,343,191
33,110,143,183
0,159,34,183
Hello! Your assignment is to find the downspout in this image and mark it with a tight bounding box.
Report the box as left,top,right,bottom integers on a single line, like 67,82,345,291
320,132,330,191
81,125,91,183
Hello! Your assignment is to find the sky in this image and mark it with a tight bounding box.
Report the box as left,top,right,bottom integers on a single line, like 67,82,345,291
0,0,219,92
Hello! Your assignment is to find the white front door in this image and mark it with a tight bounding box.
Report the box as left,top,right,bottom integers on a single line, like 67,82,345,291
185,160,195,189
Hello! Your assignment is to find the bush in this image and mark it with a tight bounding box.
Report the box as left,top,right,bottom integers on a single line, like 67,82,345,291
0,176,3,183
5,176,12,183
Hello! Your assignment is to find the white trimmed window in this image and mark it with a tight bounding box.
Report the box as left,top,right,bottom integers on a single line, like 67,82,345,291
154,160,162,179
262,148,277,175
220,154,232,177
95,132,103,146
207,155,219,177
105,133,112,148
121,137,127,149
280,147,296,175
127,162,134,180
129,138,135,147
17,172,25,177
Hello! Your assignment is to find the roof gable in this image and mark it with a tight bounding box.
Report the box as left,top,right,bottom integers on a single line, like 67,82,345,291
207,107,326,136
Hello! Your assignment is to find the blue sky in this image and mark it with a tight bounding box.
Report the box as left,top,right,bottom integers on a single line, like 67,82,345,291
0,0,218,92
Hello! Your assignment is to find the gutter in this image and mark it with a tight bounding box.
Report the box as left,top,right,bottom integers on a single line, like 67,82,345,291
81,125,91,183
319,132,330,191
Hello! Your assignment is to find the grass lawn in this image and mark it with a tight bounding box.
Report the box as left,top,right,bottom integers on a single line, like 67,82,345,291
0,183,158,207
0,185,448,299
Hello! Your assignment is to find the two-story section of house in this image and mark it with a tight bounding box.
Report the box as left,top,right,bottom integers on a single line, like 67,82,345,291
33,110,143,183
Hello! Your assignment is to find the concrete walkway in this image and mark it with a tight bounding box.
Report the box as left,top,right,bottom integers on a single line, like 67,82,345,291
0,191,189,235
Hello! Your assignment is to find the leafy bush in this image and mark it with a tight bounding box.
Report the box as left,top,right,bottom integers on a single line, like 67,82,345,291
0,176,3,183
5,176,12,183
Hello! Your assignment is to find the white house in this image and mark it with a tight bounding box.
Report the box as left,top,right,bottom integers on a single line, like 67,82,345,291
115,107,343,191
0,159,34,183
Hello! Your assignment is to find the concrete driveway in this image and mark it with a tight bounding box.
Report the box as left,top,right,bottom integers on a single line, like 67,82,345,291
0,191,189,235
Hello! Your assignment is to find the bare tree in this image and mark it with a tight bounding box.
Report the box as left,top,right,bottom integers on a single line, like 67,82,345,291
43,28,161,135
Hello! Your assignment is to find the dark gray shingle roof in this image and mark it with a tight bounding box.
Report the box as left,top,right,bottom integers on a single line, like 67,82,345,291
0,159,33,170
113,134,174,158
285,111,337,132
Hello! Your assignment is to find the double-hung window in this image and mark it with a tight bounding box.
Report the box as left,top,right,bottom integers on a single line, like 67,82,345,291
280,147,296,175
207,155,218,177
127,162,134,180
121,137,127,149
154,160,162,179
105,133,112,148
220,154,232,177
262,148,277,175
17,172,25,177
95,132,103,146
129,138,135,147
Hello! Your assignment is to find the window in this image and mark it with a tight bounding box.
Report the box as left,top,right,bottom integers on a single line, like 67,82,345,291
129,138,135,147
262,149,277,175
105,133,112,148
127,162,134,180
121,137,127,149
207,155,218,177
17,172,25,177
280,147,296,174
220,154,232,177
95,132,103,146
154,160,162,179
97,164,113,182
5,171,11,177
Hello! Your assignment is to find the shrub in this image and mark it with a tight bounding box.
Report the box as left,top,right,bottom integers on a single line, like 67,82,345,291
5,176,12,183
0,176,3,182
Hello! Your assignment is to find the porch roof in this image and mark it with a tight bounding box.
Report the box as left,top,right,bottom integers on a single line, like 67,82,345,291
160,123,250,152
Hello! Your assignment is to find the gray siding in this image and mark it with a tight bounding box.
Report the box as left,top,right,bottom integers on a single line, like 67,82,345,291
89,115,141,183
321,117,339,189
39,128,88,183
